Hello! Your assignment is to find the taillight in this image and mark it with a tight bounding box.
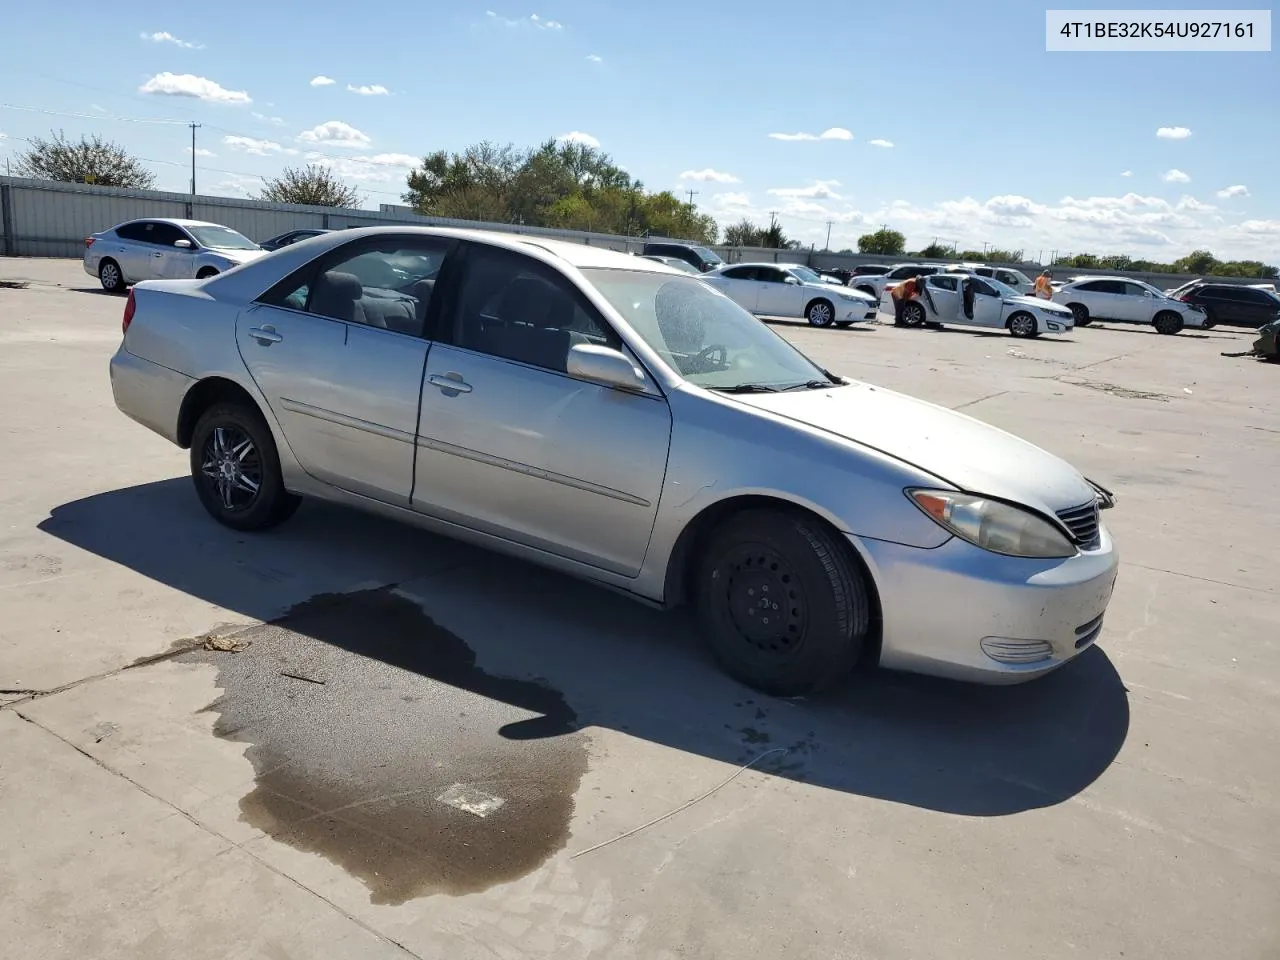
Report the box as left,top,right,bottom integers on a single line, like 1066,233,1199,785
84,237,95,248
122,288,136,335
1178,295,1191,302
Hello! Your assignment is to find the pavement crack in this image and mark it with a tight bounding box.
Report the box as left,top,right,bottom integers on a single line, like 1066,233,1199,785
951,390,1009,411
1125,562,1274,595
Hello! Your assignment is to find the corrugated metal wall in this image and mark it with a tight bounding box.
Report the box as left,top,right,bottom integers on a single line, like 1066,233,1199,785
0,176,1268,290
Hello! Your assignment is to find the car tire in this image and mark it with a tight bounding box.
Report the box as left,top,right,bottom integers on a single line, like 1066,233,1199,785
1007,312,1039,338
695,508,870,696
189,402,301,532
806,299,835,327
99,259,125,293
196,267,219,280
1153,311,1185,335
901,301,927,327
1066,303,1090,326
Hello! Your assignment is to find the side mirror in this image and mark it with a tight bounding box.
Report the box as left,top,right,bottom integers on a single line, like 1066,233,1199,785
785,276,801,285
567,344,648,393
174,239,193,249
1143,290,1153,298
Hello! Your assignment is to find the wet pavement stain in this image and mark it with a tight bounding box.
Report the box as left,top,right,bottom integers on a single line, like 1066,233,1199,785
182,586,588,905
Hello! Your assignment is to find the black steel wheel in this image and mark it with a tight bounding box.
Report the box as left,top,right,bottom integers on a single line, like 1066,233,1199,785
696,509,870,696
190,402,300,531
1153,311,1185,335
1067,303,1090,326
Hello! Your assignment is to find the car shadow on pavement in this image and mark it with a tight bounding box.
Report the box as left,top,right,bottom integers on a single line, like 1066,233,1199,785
39,478,1130,820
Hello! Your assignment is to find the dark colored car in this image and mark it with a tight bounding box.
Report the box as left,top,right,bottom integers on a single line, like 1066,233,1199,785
259,228,332,251
1175,282,1280,329
851,264,891,277
640,241,724,273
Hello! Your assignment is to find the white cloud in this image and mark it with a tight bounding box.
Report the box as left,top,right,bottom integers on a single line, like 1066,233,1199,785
1162,168,1191,183
557,131,600,148
768,179,843,200
307,152,418,182
1121,170,1133,177
310,75,336,86
1156,126,1192,140
252,112,286,125
347,83,390,96
139,72,250,104
768,127,853,142
867,138,894,148
186,146,216,157
298,120,372,149
1216,184,1249,199
141,31,202,49
586,54,603,63
679,168,740,183
1177,195,1215,212
222,135,284,156
486,10,563,28
709,192,752,210
210,175,261,198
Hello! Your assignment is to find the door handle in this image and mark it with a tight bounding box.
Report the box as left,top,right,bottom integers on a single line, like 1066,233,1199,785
152,252,164,258
428,372,472,394
248,326,283,345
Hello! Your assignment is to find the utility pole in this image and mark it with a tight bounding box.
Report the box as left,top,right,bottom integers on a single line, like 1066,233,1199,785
686,189,699,207
824,220,834,251
189,122,202,195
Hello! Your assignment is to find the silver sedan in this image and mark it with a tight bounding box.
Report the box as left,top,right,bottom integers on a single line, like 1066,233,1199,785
109,227,1119,695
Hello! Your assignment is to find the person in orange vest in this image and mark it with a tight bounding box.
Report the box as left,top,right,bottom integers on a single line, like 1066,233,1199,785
891,275,921,326
1034,270,1054,299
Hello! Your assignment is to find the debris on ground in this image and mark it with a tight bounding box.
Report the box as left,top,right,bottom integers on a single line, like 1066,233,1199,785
280,670,325,685
0,280,30,290
203,635,251,653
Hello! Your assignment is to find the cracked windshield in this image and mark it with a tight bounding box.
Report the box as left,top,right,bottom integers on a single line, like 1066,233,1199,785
0,2,1276,958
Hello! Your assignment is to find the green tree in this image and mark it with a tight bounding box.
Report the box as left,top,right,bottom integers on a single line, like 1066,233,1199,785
15,130,155,188
258,164,359,207
857,228,906,255
916,242,953,259
1174,249,1219,275
402,137,716,243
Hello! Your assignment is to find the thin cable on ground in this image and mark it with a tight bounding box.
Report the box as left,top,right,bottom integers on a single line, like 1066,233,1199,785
569,746,788,860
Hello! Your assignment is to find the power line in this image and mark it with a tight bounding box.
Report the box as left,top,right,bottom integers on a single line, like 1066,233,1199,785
0,102,187,125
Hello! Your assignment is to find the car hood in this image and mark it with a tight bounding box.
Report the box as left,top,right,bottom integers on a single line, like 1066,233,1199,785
206,248,268,265
731,382,1098,513
1008,294,1072,314
809,283,874,302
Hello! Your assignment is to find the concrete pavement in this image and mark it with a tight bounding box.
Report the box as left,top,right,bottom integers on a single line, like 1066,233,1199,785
2,258,1277,959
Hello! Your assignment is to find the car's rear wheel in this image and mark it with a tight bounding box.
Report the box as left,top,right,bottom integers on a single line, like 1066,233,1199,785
1007,312,1039,338
1067,303,1091,326
190,402,301,531
806,299,834,327
1153,311,1185,335
695,508,870,696
99,259,124,293
901,301,927,327
196,267,219,280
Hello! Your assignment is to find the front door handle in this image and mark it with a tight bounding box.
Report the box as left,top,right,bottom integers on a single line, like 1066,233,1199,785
428,372,472,394
152,252,164,258
248,326,283,345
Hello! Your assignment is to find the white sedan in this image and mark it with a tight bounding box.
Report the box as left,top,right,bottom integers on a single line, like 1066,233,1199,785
702,262,879,327
1052,276,1208,334
902,274,1077,338
84,218,267,292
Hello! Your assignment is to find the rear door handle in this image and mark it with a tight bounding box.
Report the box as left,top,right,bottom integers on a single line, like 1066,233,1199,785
428,372,472,394
248,326,283,344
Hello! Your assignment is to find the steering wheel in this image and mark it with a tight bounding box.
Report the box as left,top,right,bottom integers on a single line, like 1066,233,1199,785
694,344,729,370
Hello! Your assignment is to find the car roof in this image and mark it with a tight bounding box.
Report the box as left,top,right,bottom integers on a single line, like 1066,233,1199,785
118,217,225,228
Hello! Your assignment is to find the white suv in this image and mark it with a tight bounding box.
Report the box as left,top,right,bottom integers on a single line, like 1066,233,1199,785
1052,276,1208,334
945,263,1036,295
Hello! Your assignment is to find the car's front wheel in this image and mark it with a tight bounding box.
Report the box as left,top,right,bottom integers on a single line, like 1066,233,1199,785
806,299,835,327
1153,311,1185,335
190,402,301,531
695,509,870,696
98,259,125,293
1067,303,1091,326
1007,312,1039,338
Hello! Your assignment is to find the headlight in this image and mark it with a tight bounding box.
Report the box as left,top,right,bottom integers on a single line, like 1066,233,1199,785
837,292,861,302
907,489,1076,558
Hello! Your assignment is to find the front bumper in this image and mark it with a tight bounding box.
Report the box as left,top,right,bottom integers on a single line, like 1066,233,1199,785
852,526,1119,684
838,301,878,322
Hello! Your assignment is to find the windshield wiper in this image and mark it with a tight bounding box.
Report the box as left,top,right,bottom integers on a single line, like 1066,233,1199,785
779,379,844,391
712,383,783,394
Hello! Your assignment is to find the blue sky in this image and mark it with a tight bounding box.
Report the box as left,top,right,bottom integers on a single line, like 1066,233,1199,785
1,0,1275,260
